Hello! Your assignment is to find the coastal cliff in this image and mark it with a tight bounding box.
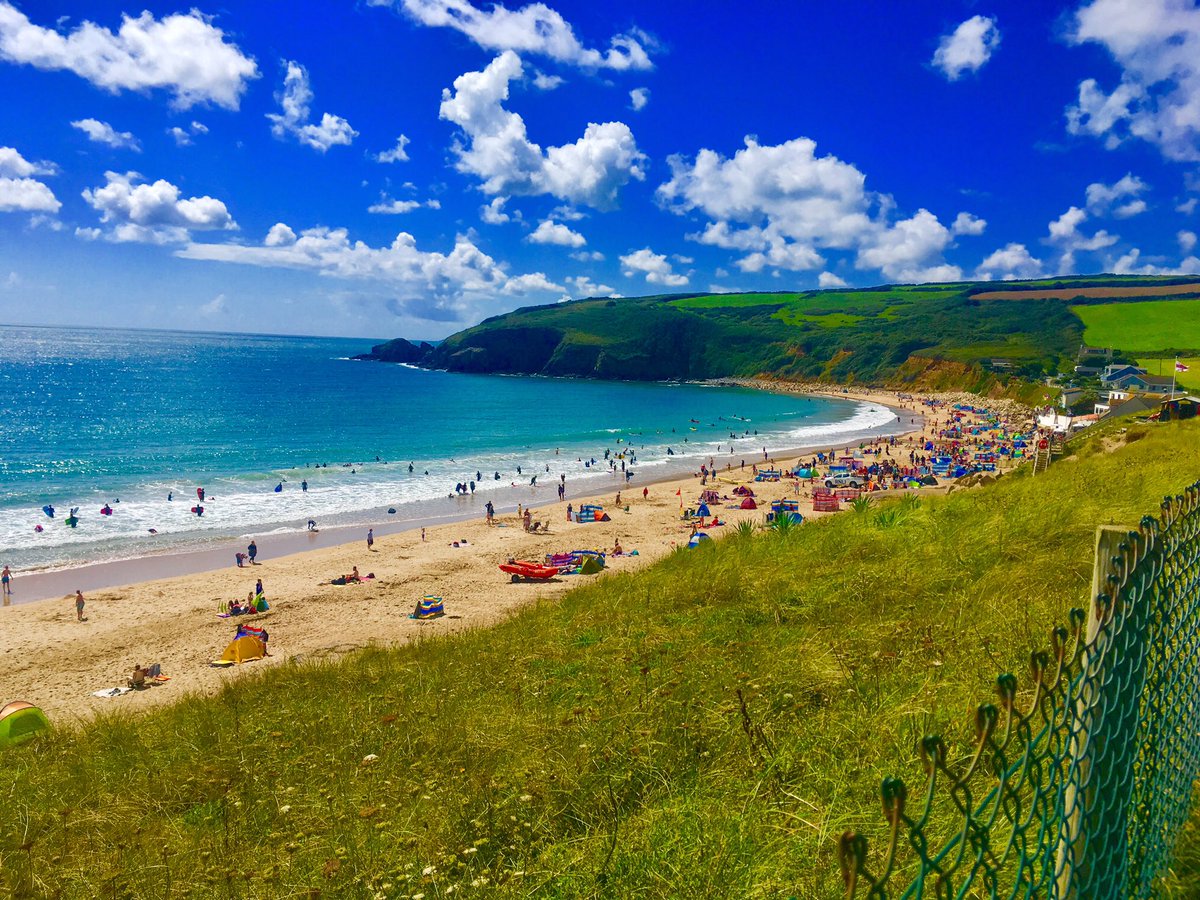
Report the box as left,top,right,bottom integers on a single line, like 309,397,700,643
355,275,1200,389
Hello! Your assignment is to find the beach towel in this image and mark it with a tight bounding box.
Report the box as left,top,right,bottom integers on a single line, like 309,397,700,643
92,687,133,698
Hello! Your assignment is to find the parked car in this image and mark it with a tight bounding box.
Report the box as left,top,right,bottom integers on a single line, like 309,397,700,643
824,472,864,488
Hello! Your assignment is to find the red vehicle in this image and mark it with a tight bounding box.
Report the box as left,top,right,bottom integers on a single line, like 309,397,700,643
500,560,560,582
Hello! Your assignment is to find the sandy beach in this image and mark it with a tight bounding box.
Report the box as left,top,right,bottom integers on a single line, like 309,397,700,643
0,388,1025,724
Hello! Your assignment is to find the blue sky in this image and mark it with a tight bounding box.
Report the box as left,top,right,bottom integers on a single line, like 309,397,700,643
1,0,1199,339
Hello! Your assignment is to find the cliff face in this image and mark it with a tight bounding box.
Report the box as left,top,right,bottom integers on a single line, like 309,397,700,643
353,338,433,364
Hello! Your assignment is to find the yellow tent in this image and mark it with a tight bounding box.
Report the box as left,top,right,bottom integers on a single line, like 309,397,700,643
0,700,50,749
212,635,266,666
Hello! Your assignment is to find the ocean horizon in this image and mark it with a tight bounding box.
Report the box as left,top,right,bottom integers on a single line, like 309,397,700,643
0,324,900,575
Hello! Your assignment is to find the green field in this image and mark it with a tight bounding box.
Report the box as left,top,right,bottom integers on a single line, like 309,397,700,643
1136,357,1200,391
5,419,1200,898
1072,299,1200,352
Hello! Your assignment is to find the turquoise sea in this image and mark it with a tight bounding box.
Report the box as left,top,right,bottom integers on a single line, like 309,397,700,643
0,325,899,573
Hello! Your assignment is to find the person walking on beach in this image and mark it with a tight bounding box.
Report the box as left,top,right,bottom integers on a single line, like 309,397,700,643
485,501,494,525
367,528,375,551
75,589,85,621
1,565,11,603
247,539,258,564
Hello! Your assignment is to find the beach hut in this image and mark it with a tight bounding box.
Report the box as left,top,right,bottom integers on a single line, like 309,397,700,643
0,701,49,750
739,497,758,510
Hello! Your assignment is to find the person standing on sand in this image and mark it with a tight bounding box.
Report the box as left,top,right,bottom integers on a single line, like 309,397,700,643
1,565,11,603
248,539,258,564
367,528,375,551
75,589,85,621
485,501,494,525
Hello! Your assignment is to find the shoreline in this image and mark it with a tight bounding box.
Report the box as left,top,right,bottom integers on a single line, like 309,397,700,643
5,388,915,605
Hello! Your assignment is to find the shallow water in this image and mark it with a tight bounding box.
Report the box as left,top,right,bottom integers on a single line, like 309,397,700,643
0,325,897,572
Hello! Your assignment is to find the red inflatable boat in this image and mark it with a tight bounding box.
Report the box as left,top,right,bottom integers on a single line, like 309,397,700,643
500,560,560,582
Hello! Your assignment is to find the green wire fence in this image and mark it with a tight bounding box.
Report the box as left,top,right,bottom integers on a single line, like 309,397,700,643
839,480,1200,898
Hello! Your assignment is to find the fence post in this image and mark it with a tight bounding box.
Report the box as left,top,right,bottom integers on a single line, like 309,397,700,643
1053,525,1128,898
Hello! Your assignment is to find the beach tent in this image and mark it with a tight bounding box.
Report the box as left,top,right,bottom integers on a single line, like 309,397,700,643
739,497,758,510
214,634,267,666
732,486,755,496
579,555,603,575
696,502,711,517
0,701,50,750
411,596,445,619
687,533,711,549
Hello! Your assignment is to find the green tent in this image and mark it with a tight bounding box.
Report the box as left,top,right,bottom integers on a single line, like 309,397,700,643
0,701,49,750
579,555,604,575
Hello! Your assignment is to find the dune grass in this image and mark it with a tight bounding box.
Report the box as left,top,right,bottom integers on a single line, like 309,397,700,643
3,420,1200,898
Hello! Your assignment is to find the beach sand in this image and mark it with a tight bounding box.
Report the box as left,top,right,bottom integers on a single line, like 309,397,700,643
0,388,1020,724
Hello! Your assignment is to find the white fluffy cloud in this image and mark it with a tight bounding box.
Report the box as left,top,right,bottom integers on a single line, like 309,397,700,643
381,0,652,70
1085,172,1148,217
368,196,440,214
480,196,512,224
81,170,236,243
630,87,650,111
951,211,987,235
374,135,411,163
570,249,604,262
0,146,54,177
660,135,965,282
1046,205,1119,272
1180,229,1198,253
932,15,1000,80
532,69,563,90
975,242,1044,280
564,274,616,298
1066,0,1200,161
0,145,59,214
267,60,357,152
528,219,585,246
0,4,257,109
439,51,645,209
177,223,562,313
818,271,848,288
71,118,140,151
620,247,689,286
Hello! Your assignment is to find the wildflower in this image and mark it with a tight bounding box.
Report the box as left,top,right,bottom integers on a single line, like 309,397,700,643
362,753,380,765
422,865,436,876
519,794,533,802
279,805,292,814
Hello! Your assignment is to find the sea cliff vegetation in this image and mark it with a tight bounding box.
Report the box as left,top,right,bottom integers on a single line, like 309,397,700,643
4,417,1199,898
359,275,1200,395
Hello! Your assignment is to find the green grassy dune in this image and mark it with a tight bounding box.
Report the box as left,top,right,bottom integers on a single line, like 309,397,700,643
4,420,1200,898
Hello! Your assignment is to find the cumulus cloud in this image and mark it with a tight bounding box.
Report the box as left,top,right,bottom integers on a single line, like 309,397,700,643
564,274,615,298
532,69,563,90
379,0,653,70
620,247,689,286
0,4,258,109
0,146,55,177
71,118,140,151
0,176,60,213
169,120,209,146
528,219,585,246
975,242,1044,280
480,196,512,224
951,211,987,235
1046,205,1119,272
374,134,411,163
818,271,848,288
0,145,59,214
629,87,649,111
81,170,236,243
439,51,645,209
1109,246,1200,275
1180,229,1198,254
659,135,965,282
932,15,1000,80
570,249,604,262
1065,0,1200,161
267,60,357,152
176,223,563,314
368,196,440,214
1085,172,1148,217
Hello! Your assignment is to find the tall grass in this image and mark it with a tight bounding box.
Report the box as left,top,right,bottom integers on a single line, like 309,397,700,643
2,420,1198,898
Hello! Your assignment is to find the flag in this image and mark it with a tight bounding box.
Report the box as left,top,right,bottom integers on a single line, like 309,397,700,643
675,489,681,496
1176,361,1190,372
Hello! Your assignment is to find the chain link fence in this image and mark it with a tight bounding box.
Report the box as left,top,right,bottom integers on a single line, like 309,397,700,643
839,479,1200,898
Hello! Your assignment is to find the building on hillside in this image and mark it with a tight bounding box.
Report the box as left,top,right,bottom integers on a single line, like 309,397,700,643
1093,388,1132,416
1122,374,1176,395
1097,395,1159,421
986,358,1014,371
1100,364,1146,385
1077,344,1114,362
1061,386,1087,408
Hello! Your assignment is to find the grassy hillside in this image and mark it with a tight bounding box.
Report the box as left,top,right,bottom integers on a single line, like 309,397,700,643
4,419,1200,898
361,275,1200,388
